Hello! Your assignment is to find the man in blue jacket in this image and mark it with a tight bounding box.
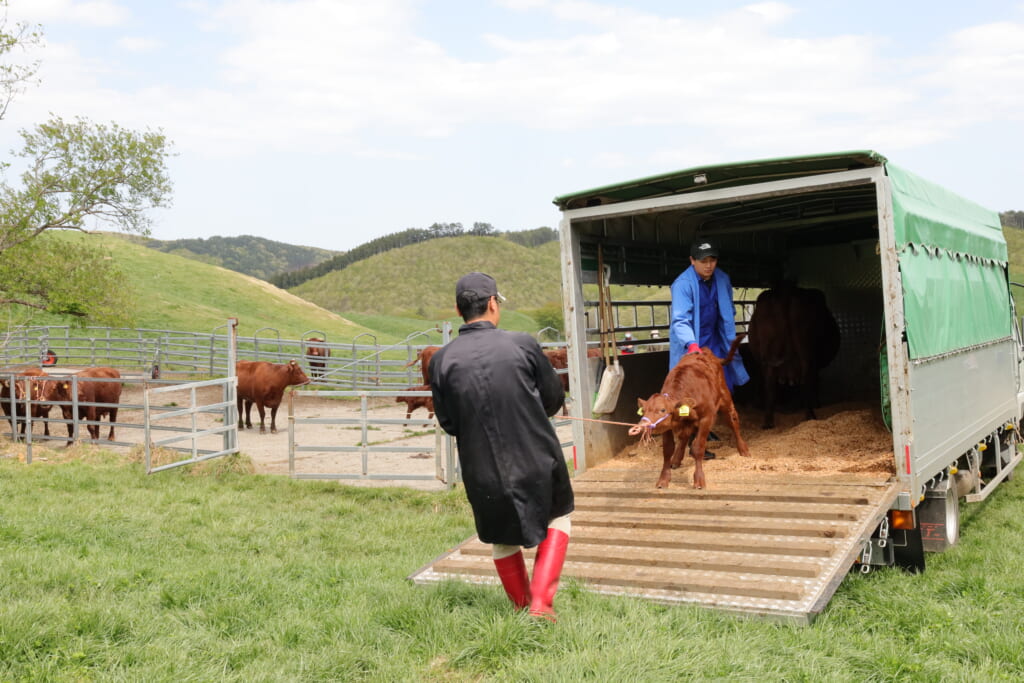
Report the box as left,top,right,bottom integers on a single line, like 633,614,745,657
669,240,749,458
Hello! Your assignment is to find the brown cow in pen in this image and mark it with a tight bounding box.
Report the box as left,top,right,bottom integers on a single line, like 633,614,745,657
305,337,331,380
405,345,442,385
542,346,602,416
396,385,435,426
629,337,750,490
50,367,123,444
1,369,57,438
746,284,841,429
236,359,310,434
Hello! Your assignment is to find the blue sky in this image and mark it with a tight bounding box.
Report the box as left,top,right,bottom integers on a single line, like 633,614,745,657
2,0,1022,252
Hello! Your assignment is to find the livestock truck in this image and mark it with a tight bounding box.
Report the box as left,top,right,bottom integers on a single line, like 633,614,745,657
412,150,1021,622
551,150,1023,619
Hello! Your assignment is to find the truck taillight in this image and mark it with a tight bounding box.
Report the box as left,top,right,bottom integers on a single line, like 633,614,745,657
890,509,915,530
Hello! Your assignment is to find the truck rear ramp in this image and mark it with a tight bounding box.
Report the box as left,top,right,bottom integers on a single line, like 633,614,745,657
409,468,899,625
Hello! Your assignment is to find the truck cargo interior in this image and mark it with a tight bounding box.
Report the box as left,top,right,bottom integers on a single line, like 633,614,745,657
567,175,887,463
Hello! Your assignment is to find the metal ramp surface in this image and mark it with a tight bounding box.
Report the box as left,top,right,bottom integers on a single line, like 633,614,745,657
409,469,899,624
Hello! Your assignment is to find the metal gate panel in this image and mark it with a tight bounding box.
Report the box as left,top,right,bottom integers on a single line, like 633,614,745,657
287,389,457,486
144,377,238,473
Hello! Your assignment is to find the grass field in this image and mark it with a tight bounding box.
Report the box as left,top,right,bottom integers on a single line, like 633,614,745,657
2,449,1023,681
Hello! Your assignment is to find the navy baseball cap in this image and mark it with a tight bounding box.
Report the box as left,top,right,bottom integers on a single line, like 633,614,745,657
455,272,506,303
690,240,719,260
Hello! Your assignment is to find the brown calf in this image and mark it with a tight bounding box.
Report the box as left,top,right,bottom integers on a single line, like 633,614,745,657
49,367,123,444
395,385,435,426
629,337,750,489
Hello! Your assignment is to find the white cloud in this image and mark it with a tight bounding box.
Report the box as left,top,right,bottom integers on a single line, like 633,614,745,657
116,36,163,52
13,0,129,27
925,21,1024,121
4,0,1023,166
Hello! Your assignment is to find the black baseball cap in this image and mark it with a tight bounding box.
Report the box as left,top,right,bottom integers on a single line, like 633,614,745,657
690,239,719,260
455,272,506,303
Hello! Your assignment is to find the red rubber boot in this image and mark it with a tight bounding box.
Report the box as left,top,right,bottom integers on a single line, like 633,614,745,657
528,528,570,621
493,550,531,609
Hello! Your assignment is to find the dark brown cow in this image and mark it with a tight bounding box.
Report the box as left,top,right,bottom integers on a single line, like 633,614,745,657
629,337,750,489
50,366,123,444
305,337,331,380
746,284,840,429
1,369,56,437
405,345,442,385
542,347,602,416
395,385,435,426
236,359,310,434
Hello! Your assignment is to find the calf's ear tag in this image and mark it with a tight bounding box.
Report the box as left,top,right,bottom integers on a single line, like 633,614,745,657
636,407,644,416
679,405,690,417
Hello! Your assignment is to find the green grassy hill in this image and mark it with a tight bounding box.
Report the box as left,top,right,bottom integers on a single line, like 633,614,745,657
129,234,338,282
31,233,375,341
290,236,565,319
1004,226,1024,315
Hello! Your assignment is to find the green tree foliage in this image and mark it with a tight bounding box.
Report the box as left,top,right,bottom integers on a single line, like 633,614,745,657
0,2,38,120
0,6,173,325
1002,210,1024,230
530,301,565,338
469,221,496,235
141,235,337,281
503,226,557,247
271,226,438,288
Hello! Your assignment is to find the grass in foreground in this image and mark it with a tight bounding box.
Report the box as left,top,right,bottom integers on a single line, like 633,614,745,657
2,447,1024,681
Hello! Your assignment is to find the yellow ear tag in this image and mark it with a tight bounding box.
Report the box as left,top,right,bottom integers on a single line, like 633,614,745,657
637,408,644,416
679,405,690,417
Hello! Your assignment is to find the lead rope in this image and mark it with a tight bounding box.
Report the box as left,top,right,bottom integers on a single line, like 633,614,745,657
559,413,662,447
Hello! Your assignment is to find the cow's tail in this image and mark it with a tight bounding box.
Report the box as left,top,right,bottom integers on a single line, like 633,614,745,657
720,333,747,365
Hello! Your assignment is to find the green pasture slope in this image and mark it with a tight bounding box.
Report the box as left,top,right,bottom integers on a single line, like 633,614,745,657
1,451,1023,680
65,233,553,341
25,232,377,341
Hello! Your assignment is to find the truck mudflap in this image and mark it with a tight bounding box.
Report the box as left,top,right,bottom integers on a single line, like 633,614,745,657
408,470,900,625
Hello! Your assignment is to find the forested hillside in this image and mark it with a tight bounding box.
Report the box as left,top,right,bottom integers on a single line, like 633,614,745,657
136,235,338,281
271,224,557,289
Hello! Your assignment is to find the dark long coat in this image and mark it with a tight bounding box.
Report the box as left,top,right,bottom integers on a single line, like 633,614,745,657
429,321,574,547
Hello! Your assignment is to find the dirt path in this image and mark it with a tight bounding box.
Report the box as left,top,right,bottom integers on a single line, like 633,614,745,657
57,383,575,492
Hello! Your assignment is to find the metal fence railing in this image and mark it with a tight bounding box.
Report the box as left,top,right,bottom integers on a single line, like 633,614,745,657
0,370,230,465
1,324,451,389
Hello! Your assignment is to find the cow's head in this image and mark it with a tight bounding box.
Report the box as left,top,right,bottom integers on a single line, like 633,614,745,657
629,393,699,437
287,359,312,385
306,338,329,358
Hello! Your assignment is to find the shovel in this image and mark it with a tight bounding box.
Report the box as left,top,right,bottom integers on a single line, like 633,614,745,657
592,247,623,414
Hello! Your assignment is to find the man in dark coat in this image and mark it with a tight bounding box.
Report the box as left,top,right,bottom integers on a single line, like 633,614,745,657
430,272,574,620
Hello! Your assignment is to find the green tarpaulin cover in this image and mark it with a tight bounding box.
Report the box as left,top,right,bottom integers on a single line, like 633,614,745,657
888,163,1012,359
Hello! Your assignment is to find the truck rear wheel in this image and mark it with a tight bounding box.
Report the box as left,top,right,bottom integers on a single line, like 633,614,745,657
919,484,960,552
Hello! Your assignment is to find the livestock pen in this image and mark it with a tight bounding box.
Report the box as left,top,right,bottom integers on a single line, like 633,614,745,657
1,324,578,484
